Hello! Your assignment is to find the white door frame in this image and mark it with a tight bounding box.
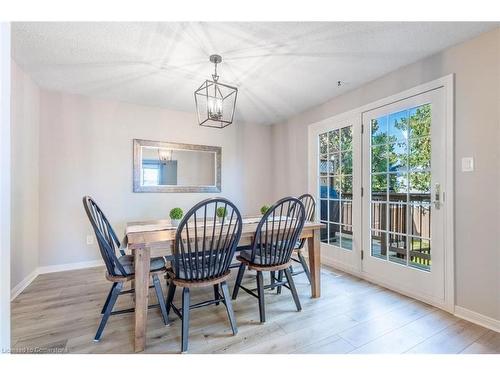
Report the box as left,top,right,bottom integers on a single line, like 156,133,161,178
0,22,11,352
308,74,455,312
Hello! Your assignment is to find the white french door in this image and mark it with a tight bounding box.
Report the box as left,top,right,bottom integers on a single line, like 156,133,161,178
309,115,362,274
309,78,453,310
361,88,447,306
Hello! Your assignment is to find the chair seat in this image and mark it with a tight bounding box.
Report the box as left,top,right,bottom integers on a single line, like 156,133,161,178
177,266,211,279
170,253,228,280
168,269,231,288
115,255,166,275
239,249,288,265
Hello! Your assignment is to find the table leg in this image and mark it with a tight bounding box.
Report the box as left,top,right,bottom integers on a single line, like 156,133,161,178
131,280,135,302
134,247,150,352
307,229,321,298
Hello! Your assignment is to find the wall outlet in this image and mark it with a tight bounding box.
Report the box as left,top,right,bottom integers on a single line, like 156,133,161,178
86,234,94,245
461,157,474,172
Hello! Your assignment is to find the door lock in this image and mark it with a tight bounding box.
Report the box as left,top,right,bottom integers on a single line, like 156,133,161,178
433,183,441,209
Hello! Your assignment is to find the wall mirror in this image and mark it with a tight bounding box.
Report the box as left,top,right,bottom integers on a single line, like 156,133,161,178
133,139,221,193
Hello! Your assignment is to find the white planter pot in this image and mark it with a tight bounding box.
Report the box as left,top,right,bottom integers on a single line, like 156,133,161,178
171,219,180,227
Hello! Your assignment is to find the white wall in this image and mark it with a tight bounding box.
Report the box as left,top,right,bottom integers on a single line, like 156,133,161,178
38,90,273,267
10,61,39,289
271,28,500,321
0,22,11,352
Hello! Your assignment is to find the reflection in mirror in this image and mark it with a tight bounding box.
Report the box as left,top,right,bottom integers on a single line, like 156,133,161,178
141,147,216,186
133,139,221,193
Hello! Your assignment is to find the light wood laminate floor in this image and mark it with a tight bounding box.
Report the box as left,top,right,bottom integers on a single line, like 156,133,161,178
11,265,500,354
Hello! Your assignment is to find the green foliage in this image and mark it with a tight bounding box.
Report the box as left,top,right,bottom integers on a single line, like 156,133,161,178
371,104,431,193
216,207,227,218
320,126,352,156
169,207,183,220
260,205,270,215
408,105,431,191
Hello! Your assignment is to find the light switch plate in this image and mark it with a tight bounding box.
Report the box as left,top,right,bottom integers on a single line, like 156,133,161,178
461,157,474,172
86,234,94,245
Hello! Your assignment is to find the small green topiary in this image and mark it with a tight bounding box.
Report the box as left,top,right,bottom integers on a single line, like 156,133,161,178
216,207,227,218
169,207,183,220
260,205,270,215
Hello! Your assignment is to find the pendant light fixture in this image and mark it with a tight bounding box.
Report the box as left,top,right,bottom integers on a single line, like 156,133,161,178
194,54,238,128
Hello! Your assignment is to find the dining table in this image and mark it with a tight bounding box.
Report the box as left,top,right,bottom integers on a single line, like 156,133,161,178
125,217,324,352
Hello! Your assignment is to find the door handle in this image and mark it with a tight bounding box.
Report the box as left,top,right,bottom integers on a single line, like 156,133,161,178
433,183,441,209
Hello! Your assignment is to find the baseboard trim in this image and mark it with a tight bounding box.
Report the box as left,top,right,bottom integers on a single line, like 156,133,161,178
11,259,103,301
321,256,361,276
37,259,103,274
454,306,500,333
10,268,38,301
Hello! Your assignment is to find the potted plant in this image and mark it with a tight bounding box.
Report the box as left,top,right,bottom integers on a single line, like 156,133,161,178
169,207,183,227
216,207,227,223
260,205,270,215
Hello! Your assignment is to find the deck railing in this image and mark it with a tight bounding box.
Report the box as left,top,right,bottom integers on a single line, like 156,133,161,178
325,193,431,267
371,192,431,267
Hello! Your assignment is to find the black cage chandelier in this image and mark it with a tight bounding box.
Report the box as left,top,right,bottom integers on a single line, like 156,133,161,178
194,54,238,128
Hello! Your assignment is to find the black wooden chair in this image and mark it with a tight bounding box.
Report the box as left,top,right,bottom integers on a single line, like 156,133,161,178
82,196,169,342
232,197,306,323
165,198,243,353
283,194,316,287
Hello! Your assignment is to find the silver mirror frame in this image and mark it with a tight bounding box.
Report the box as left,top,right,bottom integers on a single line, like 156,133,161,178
133,139,221,193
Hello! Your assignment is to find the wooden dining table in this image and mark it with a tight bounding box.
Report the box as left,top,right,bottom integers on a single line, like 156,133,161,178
125,218,324,352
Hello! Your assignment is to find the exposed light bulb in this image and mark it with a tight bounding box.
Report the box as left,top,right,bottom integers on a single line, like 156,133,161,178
208,96,223,120
158,149,172,162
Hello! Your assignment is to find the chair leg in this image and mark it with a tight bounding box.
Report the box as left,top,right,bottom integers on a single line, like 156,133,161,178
284,268,302,312
166,281,176,315
214,284,220,306
153,274,170,326
256,271,266,323
270,271,276,290
220,281,238,335
181,287,190,353
94,282,122,342
101,282,117,314
298,251,312,283
277,270,284,294
232,263,246,300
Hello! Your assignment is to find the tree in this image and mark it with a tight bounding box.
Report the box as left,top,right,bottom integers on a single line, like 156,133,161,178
371,104,431,194
407,105,431,192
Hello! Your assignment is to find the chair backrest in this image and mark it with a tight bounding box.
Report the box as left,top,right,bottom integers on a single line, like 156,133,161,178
173,198,243,281
297,193,316,248
248,196,306,266
82,196,127,276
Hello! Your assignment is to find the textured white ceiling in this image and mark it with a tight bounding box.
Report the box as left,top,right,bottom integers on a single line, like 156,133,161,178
12,22,498,125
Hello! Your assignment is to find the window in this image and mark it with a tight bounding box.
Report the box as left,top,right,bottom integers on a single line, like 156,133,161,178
318,125,353,250
142,165,160,186
370,104,431,270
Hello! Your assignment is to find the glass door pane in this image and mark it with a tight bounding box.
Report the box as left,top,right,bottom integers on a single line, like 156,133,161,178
318,124,354,250
369,104,432,270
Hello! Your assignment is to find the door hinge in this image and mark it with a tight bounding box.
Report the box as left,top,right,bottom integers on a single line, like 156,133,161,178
361,124,364,134
361,187,364,197
361,250,364,260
